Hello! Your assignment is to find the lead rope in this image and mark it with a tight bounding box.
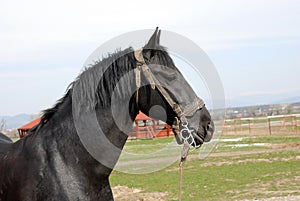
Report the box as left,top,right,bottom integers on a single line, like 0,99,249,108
179,142,190,201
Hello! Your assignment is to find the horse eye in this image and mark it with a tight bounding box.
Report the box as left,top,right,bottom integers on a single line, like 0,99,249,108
163,73,177,82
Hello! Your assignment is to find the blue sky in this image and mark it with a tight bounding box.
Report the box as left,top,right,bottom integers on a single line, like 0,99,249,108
0,0,300,115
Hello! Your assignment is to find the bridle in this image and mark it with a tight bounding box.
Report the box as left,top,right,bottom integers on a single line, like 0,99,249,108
134,48,206,201
134,48,205,147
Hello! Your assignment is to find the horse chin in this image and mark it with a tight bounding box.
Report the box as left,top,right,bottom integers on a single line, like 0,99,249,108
193,131,205,147
204,130,213,142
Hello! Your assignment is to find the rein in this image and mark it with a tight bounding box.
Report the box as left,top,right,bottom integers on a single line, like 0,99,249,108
134,49,205,200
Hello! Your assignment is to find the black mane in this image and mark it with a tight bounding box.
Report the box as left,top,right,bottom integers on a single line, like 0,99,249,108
41,47,137,124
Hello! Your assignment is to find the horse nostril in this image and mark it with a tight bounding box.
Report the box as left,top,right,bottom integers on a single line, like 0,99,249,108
207,122,211,130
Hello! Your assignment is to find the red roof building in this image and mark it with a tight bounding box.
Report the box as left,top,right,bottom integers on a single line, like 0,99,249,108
131,111,173,139
135,111,152,121
17,118,41,138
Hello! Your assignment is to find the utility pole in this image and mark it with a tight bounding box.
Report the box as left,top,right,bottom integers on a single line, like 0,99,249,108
0,118,7,132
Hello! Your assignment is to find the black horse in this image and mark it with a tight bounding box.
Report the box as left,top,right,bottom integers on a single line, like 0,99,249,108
0,28,214,201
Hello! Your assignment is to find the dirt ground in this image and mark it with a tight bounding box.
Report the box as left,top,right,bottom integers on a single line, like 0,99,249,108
241,195,300,201
112,185,300,201
112,185,168,201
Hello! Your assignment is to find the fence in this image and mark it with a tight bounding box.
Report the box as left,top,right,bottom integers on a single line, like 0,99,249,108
129,120,174,139
222,114,300,135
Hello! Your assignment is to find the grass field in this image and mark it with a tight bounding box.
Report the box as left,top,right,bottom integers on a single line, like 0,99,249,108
110,133,300,200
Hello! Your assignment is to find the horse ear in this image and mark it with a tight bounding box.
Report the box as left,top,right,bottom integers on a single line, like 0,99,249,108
157,29,161,44
145,27,159,49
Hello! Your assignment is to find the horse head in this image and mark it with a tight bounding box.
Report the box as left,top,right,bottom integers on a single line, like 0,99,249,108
135,28,214,148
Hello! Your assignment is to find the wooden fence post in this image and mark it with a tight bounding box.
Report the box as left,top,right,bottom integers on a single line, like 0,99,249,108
268,117,272,135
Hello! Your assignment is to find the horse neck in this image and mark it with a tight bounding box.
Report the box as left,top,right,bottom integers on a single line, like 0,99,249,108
36,79,138,175
27,96,113,181
30,50,141,175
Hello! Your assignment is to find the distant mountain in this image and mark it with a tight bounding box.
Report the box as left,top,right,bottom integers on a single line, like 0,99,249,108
273,96,300,105
0,114,39,129
227,95,300,109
